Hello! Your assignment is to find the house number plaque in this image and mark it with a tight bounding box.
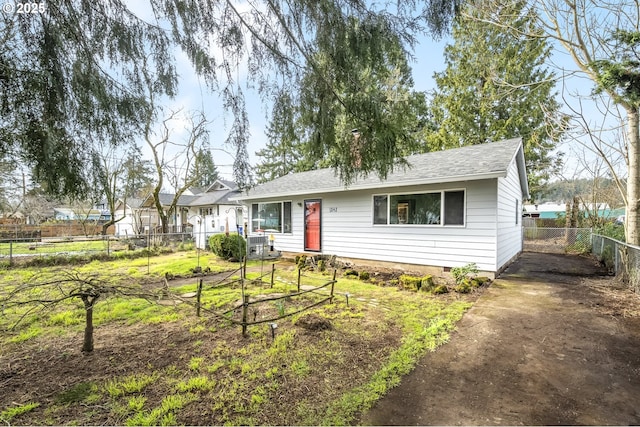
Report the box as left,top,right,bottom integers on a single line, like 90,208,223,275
329,207,338,213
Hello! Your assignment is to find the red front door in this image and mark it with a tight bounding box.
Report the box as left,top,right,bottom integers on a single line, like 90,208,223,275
304,199,321,251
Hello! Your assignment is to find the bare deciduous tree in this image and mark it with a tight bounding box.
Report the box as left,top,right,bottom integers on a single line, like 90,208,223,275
145,110,209,234
471,0,639,243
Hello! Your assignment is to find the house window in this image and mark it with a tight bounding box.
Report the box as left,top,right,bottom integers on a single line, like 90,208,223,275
373,190,465,226
251,201,292,233
373,195,388,224
444,191,465,225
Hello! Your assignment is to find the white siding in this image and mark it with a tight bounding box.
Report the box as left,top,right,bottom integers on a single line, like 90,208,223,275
247,180,500,271
187,205,246,249
114,209,136,236
496,158,524,270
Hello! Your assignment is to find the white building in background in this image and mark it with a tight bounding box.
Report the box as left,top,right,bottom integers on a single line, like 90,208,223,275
118,179,246,249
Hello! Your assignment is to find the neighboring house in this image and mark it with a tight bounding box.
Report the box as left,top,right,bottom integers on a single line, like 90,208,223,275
131,180,246,248
54,205,110,222
234,138,529,275
139,193,198,233
53,208,77,221
522,202,566,219
112,198,144,236
184,180,246,249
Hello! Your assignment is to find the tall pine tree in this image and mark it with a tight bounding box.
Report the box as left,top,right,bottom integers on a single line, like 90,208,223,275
189,149,219,188
255,92,315,183
427,1,565,198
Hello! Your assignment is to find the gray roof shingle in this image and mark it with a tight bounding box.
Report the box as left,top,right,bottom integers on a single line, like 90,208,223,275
236,138,526,200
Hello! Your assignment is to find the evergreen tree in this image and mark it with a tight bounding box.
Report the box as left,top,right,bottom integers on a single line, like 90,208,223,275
121,147,155,199
255,92,315,183
189,149,219,188
427,1,565,198
299,15,430,185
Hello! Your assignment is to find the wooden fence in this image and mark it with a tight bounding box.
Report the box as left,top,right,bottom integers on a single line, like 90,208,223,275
174,261,338,337
0,223,115,239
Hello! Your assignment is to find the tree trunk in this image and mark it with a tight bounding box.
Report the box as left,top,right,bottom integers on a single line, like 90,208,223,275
102,219,114,236
626,108,640,246
82,296,96,353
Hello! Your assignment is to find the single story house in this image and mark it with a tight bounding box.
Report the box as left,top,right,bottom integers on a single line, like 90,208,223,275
184,180,246,249
234,138,529,275
139,192,198,233
113,198,144,236
53,207,109,222
126,180,246,248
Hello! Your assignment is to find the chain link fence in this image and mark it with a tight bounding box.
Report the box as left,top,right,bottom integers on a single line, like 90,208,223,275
591,234,640,294
524,227,640,294
523,227,592,254
0,232,197,266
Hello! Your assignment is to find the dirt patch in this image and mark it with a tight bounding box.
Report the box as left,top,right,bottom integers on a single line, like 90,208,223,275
359,251,640,425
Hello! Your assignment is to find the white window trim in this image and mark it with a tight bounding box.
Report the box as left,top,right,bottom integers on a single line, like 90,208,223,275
250,200,293,234
372,188,466,227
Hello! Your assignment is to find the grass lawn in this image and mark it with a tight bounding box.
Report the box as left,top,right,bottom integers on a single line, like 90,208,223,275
0,251,478,425
0,239,112,256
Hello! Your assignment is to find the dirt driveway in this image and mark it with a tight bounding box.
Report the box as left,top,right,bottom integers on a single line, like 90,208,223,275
359,251,640,425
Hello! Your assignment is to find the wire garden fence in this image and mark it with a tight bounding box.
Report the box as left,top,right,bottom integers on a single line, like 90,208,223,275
523,227,593,254
591,234,640,294
0,232,196,266
167,260,338,337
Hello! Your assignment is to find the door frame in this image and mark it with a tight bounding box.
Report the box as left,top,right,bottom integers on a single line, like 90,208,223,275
303,199,322,252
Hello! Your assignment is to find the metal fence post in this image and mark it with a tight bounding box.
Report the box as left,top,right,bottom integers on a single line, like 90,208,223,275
9,241,13,266
271,264,275,288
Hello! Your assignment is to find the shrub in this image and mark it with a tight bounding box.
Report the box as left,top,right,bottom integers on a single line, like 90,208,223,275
208,233,246,260
359,271,370,281
595,222,625,242
400,274,435,292
296,255,307,270
475,276,491,286
451,263,478,284
420,275,435,292
317,259,326,272
343,269,358,277
454,281,472,293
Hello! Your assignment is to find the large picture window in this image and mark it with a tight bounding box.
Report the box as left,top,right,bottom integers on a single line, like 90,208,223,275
373,190,465,226
251,201,292,233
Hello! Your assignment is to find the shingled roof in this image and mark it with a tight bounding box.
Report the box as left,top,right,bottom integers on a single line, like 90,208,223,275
236,138,528,200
